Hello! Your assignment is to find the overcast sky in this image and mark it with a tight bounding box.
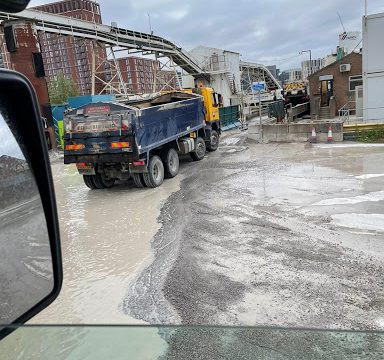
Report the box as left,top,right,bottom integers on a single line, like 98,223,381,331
29,0,384,70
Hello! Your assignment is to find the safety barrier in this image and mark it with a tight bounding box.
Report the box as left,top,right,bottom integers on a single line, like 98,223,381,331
220,105,241,131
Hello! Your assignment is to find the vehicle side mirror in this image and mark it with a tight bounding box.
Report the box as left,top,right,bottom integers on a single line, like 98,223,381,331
0,0,31,13
0,69,62,338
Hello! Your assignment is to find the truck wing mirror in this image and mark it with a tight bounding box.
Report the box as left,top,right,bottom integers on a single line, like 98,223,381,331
0,70,62,339
0,0,31,13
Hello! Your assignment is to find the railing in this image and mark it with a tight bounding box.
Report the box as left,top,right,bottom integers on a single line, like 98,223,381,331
338,102,356,123
287,102,310,122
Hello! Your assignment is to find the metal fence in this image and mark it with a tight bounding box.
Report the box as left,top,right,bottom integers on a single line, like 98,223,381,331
220,105,241,130
268,100,285,122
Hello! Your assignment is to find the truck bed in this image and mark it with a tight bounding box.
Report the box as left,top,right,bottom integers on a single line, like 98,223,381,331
133,94,205,154
64,92,206,161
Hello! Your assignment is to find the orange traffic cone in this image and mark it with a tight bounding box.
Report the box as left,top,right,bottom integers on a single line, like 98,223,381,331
327,126,333,143
310,126,317,143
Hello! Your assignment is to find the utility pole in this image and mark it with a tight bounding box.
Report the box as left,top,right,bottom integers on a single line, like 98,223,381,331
259,89,262,127
147,13,153,35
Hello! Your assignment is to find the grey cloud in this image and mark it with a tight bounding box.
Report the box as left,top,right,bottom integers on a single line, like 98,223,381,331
29,0,384,69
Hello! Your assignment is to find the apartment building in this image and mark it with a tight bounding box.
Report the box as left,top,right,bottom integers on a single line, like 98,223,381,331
301,59,325,82
108,56,178,94
33,0,105,95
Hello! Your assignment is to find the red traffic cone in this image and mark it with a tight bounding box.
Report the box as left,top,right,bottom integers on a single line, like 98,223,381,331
327,126,333,143
309,126,317,143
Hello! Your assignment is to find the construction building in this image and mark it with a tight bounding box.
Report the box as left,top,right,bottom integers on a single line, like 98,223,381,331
181,45,281,107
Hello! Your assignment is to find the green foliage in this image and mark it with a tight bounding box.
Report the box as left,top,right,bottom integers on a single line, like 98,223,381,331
48,73,79,104
356,128,384,143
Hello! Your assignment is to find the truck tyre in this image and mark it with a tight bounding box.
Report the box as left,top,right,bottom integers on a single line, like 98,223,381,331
133,173,146,188
90,174,105,189
99,174,115,188
143,155,164,188
190,137,206,161
84,174,115,189
163,148,179,178
207,130,219,152
83,175,97,189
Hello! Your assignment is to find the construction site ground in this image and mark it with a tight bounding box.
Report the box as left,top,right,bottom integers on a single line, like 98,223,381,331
4,130,384,359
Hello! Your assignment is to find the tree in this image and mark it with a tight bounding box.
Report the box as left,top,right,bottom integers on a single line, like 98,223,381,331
48,73,79,104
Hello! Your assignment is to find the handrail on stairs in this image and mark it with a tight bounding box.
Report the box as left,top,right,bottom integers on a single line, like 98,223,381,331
338,101,356,123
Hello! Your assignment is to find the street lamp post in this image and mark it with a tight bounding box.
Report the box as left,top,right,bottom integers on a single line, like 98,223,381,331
300,50,312,79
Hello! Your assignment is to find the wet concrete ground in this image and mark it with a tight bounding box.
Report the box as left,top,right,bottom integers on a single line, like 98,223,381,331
30,161,182,324
8,131,384,358
124,134,384,330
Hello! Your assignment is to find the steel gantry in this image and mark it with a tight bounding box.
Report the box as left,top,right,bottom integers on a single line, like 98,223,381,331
0,9,206,97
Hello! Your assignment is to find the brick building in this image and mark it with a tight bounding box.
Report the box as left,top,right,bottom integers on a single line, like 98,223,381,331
0,0,178,97
107,56,178,94
32,0,105,96
0,40,11,69
308,52,362,119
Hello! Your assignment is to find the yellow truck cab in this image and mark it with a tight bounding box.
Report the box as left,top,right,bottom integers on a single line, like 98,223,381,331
180,86,221,135
193,87,220,123
162,86,221,152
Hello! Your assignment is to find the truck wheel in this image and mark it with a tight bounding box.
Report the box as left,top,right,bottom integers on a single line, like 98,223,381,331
90,174,105,189
133,173,146,188
99,174,115,189
83,175,97,189
143,155,164,188
84,174,115,189
163,148,179,178
190,137,206,161
207,130,219,152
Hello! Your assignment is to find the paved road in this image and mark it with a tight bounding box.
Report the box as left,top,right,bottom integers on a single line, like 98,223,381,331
6,132,384,359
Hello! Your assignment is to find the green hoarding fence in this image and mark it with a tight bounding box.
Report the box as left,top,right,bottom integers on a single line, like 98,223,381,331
268,100,285,122
219,105,241,131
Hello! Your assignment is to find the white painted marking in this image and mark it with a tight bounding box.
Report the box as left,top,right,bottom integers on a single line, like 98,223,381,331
332,213,384,232
315,143,384,149
355,174,384,180
313,191,384,206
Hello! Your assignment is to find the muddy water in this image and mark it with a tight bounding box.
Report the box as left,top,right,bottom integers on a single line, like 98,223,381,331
31,162,181,324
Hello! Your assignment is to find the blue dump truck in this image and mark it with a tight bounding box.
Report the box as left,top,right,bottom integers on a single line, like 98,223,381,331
63,89,221,189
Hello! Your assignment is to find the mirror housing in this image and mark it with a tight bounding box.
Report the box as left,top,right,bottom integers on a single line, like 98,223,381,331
0,0,31,13
0,69,62,338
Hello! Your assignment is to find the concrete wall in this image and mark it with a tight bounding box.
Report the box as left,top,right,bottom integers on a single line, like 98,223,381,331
248,122,343,143
308,52,362,117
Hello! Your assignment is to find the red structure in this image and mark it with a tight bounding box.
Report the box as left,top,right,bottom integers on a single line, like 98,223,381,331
0,0,179,98
33,0,105,95
3,20,56,148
